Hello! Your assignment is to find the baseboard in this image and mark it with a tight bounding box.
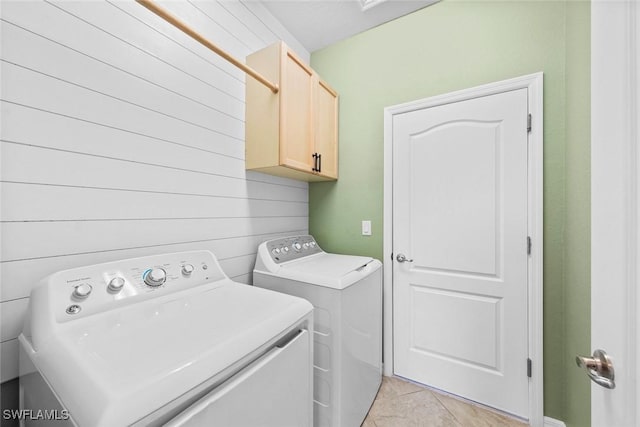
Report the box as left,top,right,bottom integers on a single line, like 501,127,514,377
544,416,567,427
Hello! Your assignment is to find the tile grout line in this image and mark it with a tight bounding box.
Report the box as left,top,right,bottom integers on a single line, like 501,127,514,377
430,389,466,426
428,385,528,426
378,376,528,427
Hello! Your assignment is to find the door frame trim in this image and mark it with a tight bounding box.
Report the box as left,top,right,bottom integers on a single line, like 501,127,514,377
383,73,544,426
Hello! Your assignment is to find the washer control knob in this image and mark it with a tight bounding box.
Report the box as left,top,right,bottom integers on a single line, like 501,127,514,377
310,241,316,248
271,248,281,256
107,277,125,293
282,246,289,253
73,283,93,299
144,268,167,287
292,242,302,251
303,243,309,249
181,264,194,277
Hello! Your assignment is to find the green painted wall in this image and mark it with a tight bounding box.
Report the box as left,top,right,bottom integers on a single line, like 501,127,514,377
563,2,591,427
309,1,590,425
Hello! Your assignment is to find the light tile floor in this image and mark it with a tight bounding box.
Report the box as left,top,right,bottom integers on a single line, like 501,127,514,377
362,376,529,427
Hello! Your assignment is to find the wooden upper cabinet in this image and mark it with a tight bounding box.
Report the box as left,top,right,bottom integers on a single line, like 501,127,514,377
314,79,338,179
280,49,315,172
245,42,338,182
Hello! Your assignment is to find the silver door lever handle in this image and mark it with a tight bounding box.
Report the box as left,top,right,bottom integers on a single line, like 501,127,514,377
576,349,615,389
396,254,413,263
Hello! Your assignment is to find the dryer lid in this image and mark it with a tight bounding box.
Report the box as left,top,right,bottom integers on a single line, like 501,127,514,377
23,280,312,427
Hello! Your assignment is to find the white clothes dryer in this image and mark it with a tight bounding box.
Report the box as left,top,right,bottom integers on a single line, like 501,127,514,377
253,235,382,427
19,250,313,427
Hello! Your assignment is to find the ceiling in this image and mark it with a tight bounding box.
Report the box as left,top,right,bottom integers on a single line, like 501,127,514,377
259,0,438,53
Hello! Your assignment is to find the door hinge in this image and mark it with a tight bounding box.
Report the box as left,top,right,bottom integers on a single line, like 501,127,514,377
527,236,532,255
527,358,532,378
527,114,532,133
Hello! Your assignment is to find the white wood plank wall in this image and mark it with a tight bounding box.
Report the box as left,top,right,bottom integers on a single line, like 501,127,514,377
0,0,310,383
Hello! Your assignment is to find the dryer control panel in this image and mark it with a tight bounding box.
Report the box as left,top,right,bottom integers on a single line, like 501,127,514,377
266,235,322,264
31,251,228,322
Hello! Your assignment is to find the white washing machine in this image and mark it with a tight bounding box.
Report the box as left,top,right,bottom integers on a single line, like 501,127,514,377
253,235,382,427
19,250,313,427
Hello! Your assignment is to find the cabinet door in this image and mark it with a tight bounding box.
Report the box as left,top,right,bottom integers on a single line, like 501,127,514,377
314,79,338,179
280,49,315,172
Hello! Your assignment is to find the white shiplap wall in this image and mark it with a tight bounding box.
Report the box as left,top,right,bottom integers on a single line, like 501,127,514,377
0,0,310,383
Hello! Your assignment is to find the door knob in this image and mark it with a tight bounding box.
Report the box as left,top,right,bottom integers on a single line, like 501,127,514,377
396,253,413,263
576,349,615,389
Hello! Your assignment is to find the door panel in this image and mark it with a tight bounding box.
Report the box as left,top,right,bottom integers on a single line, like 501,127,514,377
315,79,338,179
410,121,500,275
166,330,311,427
280,50,314,172
393,88,529,418
410,287,501,370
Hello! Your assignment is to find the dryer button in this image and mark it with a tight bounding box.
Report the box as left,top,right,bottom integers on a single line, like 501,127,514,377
66,304,82,315
108,277,125,293
73,283,92,299
181,264,195,277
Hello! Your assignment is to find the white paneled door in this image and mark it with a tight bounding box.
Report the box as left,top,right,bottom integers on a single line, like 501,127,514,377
590,1,639,426
392,89,530,418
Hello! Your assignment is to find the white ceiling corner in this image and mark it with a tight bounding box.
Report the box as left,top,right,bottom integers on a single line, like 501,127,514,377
257,0,438,52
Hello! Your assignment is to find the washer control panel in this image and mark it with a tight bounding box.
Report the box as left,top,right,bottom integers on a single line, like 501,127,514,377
45,251,226,322
266,235,322,264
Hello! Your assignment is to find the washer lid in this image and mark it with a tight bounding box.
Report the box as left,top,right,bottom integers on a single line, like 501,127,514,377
23,280,312,427
269,253,381,289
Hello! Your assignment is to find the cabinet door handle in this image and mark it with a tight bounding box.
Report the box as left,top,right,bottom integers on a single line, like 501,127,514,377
312,153,318,172
317,154,321,173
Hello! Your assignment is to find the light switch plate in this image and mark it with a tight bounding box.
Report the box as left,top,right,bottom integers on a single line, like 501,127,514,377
362,220,372,236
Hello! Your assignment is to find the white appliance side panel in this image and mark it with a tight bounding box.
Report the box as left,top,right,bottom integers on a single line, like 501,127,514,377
341,267,383,426
165,329,312,427
253,266,383,427
252,272,341,425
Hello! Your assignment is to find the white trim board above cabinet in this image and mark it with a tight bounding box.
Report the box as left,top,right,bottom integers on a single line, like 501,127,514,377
245,41,338,182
